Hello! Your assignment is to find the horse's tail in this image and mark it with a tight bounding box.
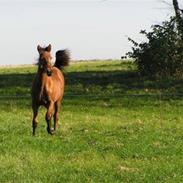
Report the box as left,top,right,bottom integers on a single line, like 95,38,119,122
54,49,70,70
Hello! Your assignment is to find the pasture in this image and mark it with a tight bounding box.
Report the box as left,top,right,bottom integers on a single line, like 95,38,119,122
0,60,183,182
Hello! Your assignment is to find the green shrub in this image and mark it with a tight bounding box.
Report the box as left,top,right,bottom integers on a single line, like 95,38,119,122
127,17,183,78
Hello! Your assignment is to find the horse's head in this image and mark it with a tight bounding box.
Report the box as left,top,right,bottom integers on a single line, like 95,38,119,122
37,44,53,76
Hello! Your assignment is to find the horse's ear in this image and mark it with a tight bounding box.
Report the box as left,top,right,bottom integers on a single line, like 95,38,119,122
37,45,42,53
46,44,52,52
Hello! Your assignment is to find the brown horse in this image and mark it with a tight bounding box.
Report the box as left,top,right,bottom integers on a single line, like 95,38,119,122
31,44,69,135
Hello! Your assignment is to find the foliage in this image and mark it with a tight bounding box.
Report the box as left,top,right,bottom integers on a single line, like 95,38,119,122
127,17,183,77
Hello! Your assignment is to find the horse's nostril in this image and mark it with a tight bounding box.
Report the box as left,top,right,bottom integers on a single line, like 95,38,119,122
47,70,52,76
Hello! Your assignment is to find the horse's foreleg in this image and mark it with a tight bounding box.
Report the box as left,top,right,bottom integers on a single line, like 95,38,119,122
46,102,54,135
32,105,39,136
54,101,61,131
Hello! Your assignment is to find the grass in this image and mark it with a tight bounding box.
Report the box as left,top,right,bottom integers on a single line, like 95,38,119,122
0,60,183,182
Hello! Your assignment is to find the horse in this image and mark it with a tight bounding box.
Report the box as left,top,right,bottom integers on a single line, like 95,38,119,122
31,44,70,135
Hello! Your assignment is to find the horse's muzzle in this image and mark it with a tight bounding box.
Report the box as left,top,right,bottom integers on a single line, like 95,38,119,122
47,70,52,76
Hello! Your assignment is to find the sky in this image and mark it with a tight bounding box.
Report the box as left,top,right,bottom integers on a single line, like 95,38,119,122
0,0,180,65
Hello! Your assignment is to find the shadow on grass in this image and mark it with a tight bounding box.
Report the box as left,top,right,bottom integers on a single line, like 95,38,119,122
65,70,183,100
0,69,183,100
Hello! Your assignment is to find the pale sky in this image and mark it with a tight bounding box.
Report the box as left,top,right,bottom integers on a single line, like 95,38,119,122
0,0,179,65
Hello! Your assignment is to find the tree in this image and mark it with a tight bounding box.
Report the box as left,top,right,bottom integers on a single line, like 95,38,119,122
127,1,183,77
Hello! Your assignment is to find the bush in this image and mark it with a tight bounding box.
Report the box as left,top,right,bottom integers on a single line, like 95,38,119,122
127,17,183,78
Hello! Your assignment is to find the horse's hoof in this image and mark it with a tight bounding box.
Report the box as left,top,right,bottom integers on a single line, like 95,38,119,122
49,130,55,135
47,127,54,135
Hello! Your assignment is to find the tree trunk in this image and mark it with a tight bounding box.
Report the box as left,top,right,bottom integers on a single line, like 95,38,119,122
173,0,181,18
173,0,183,37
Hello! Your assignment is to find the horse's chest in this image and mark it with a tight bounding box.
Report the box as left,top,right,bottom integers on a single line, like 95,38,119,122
41,83,61,103
41,86,52,101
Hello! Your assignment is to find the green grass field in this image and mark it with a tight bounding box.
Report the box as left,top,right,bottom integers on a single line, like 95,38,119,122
0,60,183,182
